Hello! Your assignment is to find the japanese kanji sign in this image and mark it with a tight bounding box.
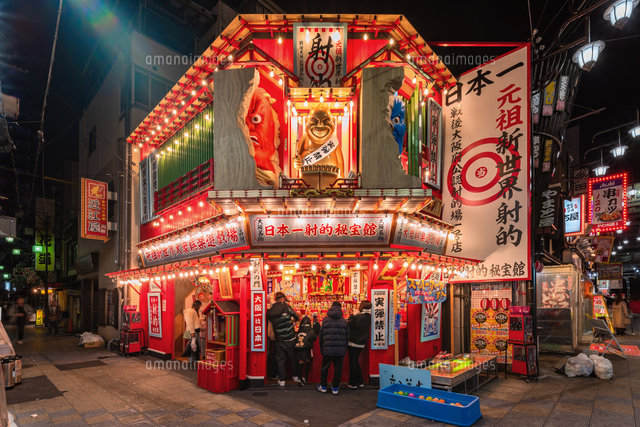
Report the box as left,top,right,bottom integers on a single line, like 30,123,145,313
388,289,396,346
425,99,443,189
35,198,55,272
251,291,266,352
598,263,622,281
443,44,531,282
393,216,448,255
249,214,390,246
81,178,108,241
148,293,162,338
588,173,628,233
293,22,347,88
564,195,585,236
583,236,614,263
250,258,263,291
140,219,248,267
406,279,447,304
371,289,388,350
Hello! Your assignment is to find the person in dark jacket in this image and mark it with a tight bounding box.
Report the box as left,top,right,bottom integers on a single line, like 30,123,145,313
267,292,300,386
294,315,320,386
317,301,349,395
347,300,372,388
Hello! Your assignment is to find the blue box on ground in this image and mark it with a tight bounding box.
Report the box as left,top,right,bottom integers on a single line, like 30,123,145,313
377,384,482,427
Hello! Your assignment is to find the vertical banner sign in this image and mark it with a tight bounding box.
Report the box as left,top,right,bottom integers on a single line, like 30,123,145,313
250,258,263,291
388,289,396,346
556,76,569,111
35,198,55,272
80,178,108,241
532,135,540,168
542,139,552,172
351,271,361,295
542,81,555,116
148,293,162,338
564,195,585,236
371,289,388,350
421,303,441,342
425,99,443,189
251,291,266,351
35,310,44,326
443,44,531,283
573,167,590,196
589,173,628,233
531,90,540,124
139,156,150,224
293,23,347,88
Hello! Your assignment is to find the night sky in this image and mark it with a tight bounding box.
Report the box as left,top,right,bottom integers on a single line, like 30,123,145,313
2,0,640,182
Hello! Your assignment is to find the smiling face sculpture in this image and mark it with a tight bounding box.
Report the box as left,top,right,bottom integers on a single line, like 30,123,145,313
391,95,406,155
245,88,281,186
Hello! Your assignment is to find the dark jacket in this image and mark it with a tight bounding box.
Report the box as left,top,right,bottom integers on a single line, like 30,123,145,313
267,301,300,342
319,305,349,357
295,317,320,350
348,309,371,347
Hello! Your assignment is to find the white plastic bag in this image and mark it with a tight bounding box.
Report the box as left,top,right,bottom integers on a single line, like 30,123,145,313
190,337,198,352
589,354,613,379
78,332,105,345
564,353,593,377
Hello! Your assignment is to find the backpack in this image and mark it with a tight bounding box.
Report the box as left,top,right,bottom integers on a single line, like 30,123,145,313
295,328,315,349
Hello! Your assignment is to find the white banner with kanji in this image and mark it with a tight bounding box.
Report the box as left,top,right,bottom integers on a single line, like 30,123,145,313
442,45,531,282
148,293,162,338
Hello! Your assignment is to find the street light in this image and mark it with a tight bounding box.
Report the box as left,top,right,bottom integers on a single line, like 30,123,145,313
4,237,13,243
11,249,20,255
572,17,605,71
603,0,639,29
592,149,609,176
610,145,627,157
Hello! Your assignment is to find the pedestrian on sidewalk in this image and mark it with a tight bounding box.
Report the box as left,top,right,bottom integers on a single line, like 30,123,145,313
183,300,203,365
267,292,300,386
612,293,630,335
318,301,349,395
347,300,371,389
8,297,34,345
294,315,320,386
46,299,62,339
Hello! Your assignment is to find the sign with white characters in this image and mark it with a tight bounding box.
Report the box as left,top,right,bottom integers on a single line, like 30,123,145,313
443,45,531,282
589,173,628,233
564,196,585,236
251,291,266,351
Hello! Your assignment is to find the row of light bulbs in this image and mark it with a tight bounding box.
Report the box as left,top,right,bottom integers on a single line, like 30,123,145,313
150,202,208,227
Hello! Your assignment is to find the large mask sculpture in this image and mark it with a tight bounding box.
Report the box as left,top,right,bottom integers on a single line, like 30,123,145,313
293,104,344,189
245,88,281,186
391,95,406,155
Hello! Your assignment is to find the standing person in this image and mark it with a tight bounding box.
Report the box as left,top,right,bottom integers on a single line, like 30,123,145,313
294,315,320,386
267,292,300,386
629,295,640,336
317,301,349,395
611,293,630,335
46,300,62,339
347,300,371,389
183,300,203,364
8,297,34,345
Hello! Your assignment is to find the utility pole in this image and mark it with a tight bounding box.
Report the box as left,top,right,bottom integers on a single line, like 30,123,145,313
43,214,49,327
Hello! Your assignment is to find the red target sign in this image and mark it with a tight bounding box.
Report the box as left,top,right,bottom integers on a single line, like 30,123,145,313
305,54,335,84
447,137,521,207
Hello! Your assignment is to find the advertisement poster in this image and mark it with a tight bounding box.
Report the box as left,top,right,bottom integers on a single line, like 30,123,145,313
80,178,109,241
371,289,388,350
443,45,531,282
148,293,162,338
598,263,622,281
421,303,441,342
293,22,347,88
589,173,628,233
251,291,266,352
564,195,585,236
583,236,614,263
470,283,512,363
540,275,572,309
406,279,447,304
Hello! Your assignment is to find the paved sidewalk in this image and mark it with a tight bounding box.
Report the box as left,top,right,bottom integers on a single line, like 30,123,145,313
4,324,640,426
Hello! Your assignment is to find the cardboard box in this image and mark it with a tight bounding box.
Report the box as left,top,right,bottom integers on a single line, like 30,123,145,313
84,341,105,348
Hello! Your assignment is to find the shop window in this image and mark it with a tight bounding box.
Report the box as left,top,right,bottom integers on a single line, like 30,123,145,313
134,71,149,107
88,125,97,156
134,67,172,110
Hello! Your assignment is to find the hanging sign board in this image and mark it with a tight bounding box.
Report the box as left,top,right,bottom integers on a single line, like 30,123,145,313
148,293,162,338
388,289,396,346
589,173,628,233
251,291,266,352
583,236,615,264
80,178,109,241
371,289,388,350
442,44,531,283
392,217,447,254
421,303,441,342
425,99,443,189
564,195,585,236
249,214,390,247
406,279,447,304
293,22,347,88
597,263,622,281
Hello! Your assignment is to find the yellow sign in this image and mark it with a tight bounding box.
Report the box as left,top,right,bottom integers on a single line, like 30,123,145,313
592,295,614,333
36,310,44,326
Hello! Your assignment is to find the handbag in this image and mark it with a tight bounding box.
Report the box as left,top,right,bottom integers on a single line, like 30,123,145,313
183,330,192,340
